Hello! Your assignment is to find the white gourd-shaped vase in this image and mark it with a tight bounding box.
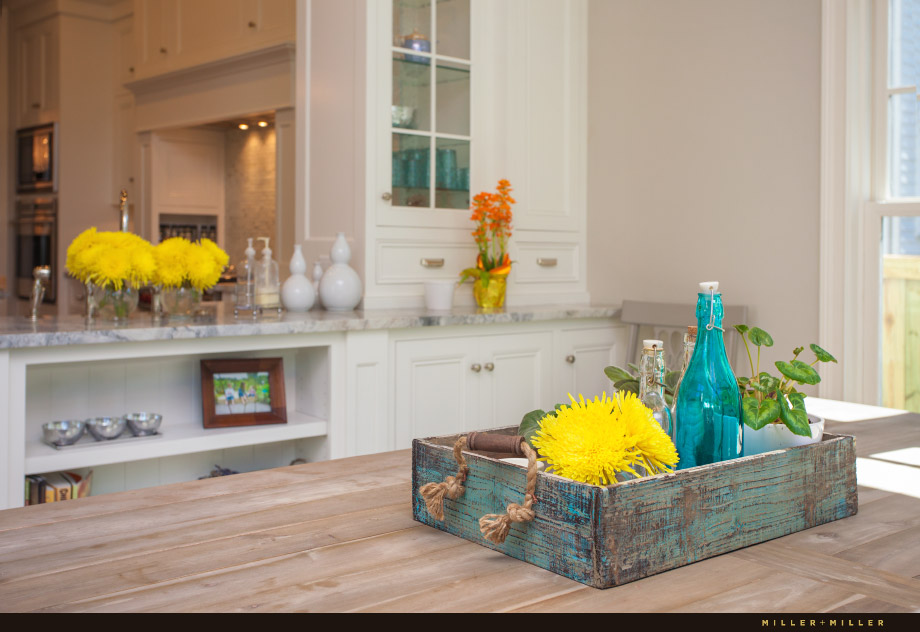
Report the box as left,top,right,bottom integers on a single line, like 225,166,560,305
281,245,315,312
318,232,363,311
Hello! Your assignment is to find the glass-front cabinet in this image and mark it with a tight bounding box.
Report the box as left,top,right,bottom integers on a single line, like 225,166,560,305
373,0,493,229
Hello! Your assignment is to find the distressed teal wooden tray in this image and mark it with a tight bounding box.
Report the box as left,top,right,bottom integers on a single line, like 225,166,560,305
411,426,858,589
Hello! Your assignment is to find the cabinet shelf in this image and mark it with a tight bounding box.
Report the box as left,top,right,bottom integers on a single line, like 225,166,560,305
392,55,470,86
25,412,328,474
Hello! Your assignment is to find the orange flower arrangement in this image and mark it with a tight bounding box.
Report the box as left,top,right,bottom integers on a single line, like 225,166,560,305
459,179,515,288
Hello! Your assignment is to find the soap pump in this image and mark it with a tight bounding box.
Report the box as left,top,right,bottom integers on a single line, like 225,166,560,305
254,236,282,314
234,238,258,318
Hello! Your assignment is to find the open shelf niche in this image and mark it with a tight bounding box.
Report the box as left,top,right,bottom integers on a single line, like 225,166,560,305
24,343,332,496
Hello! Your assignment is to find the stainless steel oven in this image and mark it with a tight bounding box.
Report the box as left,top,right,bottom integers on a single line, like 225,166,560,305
16,198,57,303
16,123,58,193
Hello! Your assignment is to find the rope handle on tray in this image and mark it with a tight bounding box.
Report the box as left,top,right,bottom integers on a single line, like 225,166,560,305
419,436,469,521
417,434,539,545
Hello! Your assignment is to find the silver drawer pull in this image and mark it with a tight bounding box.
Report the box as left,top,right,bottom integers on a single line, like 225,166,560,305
420,258,444,268
537,258,557,267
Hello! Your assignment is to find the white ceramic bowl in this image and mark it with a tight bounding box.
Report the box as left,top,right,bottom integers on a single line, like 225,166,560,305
743,414,825,456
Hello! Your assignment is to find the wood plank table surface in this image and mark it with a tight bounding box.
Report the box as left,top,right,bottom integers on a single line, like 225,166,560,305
1,399,919,613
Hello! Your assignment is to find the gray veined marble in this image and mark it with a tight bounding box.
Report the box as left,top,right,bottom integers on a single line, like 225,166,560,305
0,303,621,350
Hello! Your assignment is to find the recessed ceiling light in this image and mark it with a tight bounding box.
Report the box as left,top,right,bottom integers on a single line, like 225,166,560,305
258,121,268,128
238,123,249,130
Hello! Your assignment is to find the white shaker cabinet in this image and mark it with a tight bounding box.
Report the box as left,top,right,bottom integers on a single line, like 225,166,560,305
393,329,553,448
554,325,628,406
132,0,295,81
309,0,588,309
12,17,59,128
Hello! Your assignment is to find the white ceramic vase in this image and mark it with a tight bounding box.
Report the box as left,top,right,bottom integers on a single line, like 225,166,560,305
281,245,315,312
318,232,363,311
742,413,825,456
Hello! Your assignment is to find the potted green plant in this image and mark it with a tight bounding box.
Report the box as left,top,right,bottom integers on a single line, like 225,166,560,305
733,325,837,455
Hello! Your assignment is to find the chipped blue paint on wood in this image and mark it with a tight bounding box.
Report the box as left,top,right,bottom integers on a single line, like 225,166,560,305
412,427,858,589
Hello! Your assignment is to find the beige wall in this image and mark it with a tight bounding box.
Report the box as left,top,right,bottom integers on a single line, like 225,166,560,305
587,0,822,373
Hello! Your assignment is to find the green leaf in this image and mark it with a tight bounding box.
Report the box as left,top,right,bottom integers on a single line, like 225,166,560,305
779,395,811,437
734,324,750,336
737,376,751,386
787,391,807,412
775,360,821,385
742,397,781,430
792,346,804,356
810,343,838,363
604,366,634,384
663,370,680,392
664,393,673,407
757,373,781,392
749,327,774,347
614,380,639,395
554,403,567,412
518,409,547,448
627,363,640,374
750,381,770,394
458,268,481,285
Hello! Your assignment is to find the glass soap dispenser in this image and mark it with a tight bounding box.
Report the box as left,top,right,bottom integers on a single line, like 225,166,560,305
674,281,742,469
254,237,282,314
234,238,258,318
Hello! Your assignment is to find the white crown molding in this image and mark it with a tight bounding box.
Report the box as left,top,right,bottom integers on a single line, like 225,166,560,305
126,43,295,98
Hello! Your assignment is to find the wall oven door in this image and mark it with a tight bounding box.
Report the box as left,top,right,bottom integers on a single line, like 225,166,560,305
17,123,57,193
16,199,57,303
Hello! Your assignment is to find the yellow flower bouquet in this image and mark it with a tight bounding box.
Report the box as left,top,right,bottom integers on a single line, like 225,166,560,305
153,237,230,318
66,228,157,321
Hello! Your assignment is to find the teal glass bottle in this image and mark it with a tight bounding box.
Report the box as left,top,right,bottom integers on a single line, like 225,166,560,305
674,282,742,469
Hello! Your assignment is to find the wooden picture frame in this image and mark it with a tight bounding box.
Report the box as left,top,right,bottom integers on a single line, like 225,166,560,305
200,358,287,429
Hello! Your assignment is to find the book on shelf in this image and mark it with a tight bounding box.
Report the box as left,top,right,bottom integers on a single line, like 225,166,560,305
23,470,93,505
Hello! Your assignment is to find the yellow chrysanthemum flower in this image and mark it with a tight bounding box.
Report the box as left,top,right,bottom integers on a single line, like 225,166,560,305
531,391,679,485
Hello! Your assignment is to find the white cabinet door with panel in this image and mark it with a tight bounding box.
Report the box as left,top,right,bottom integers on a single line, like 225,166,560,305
13,18,59,128
554,325,627,406
478,331,554,429
394,336,480,448
393,329,554,447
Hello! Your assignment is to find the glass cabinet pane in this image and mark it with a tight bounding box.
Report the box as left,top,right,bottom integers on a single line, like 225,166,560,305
437,0,470,60
394,0,431,57
436,61,470,136
435,137,469,209
392,133,431,208
393,56,431,132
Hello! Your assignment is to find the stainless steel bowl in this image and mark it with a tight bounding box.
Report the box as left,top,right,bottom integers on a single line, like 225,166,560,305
125,412,162,437
42,420,86,446
86,417,127,441
391,105,416,129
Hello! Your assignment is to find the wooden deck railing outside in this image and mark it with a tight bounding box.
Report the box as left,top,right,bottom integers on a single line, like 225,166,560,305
883,255,920,412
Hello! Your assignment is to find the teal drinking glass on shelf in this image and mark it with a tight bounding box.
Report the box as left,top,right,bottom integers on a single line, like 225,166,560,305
674,281,742,469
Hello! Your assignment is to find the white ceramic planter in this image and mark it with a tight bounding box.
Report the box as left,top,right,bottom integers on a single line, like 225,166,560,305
743,413,825,456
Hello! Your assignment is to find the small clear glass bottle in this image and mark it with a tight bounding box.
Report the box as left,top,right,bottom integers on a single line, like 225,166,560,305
670,325,698,441
234,238,258,318
639,339,673,441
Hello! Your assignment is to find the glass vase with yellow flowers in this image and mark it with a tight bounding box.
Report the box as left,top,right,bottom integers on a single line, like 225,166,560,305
458,179,515,309
66,228,156,323
152,237,229,320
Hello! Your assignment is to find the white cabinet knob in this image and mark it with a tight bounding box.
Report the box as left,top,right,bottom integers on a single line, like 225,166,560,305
484,362,494,372
382,192,392,201
471,364,482,373
566,355,576,364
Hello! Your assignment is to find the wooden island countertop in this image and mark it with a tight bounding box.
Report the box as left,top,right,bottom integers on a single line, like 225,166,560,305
1,400,919,613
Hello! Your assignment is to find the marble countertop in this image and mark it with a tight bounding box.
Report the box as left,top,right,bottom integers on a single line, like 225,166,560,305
0,303,620,349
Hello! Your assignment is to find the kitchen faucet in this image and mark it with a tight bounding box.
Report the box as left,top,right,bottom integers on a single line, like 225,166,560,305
119,188,129,232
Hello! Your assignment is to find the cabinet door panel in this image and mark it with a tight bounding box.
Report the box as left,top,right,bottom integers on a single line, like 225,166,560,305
555,326,626,405
176,0,245,60
394,337,479,448
480,332,554,430
246,0,296,45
